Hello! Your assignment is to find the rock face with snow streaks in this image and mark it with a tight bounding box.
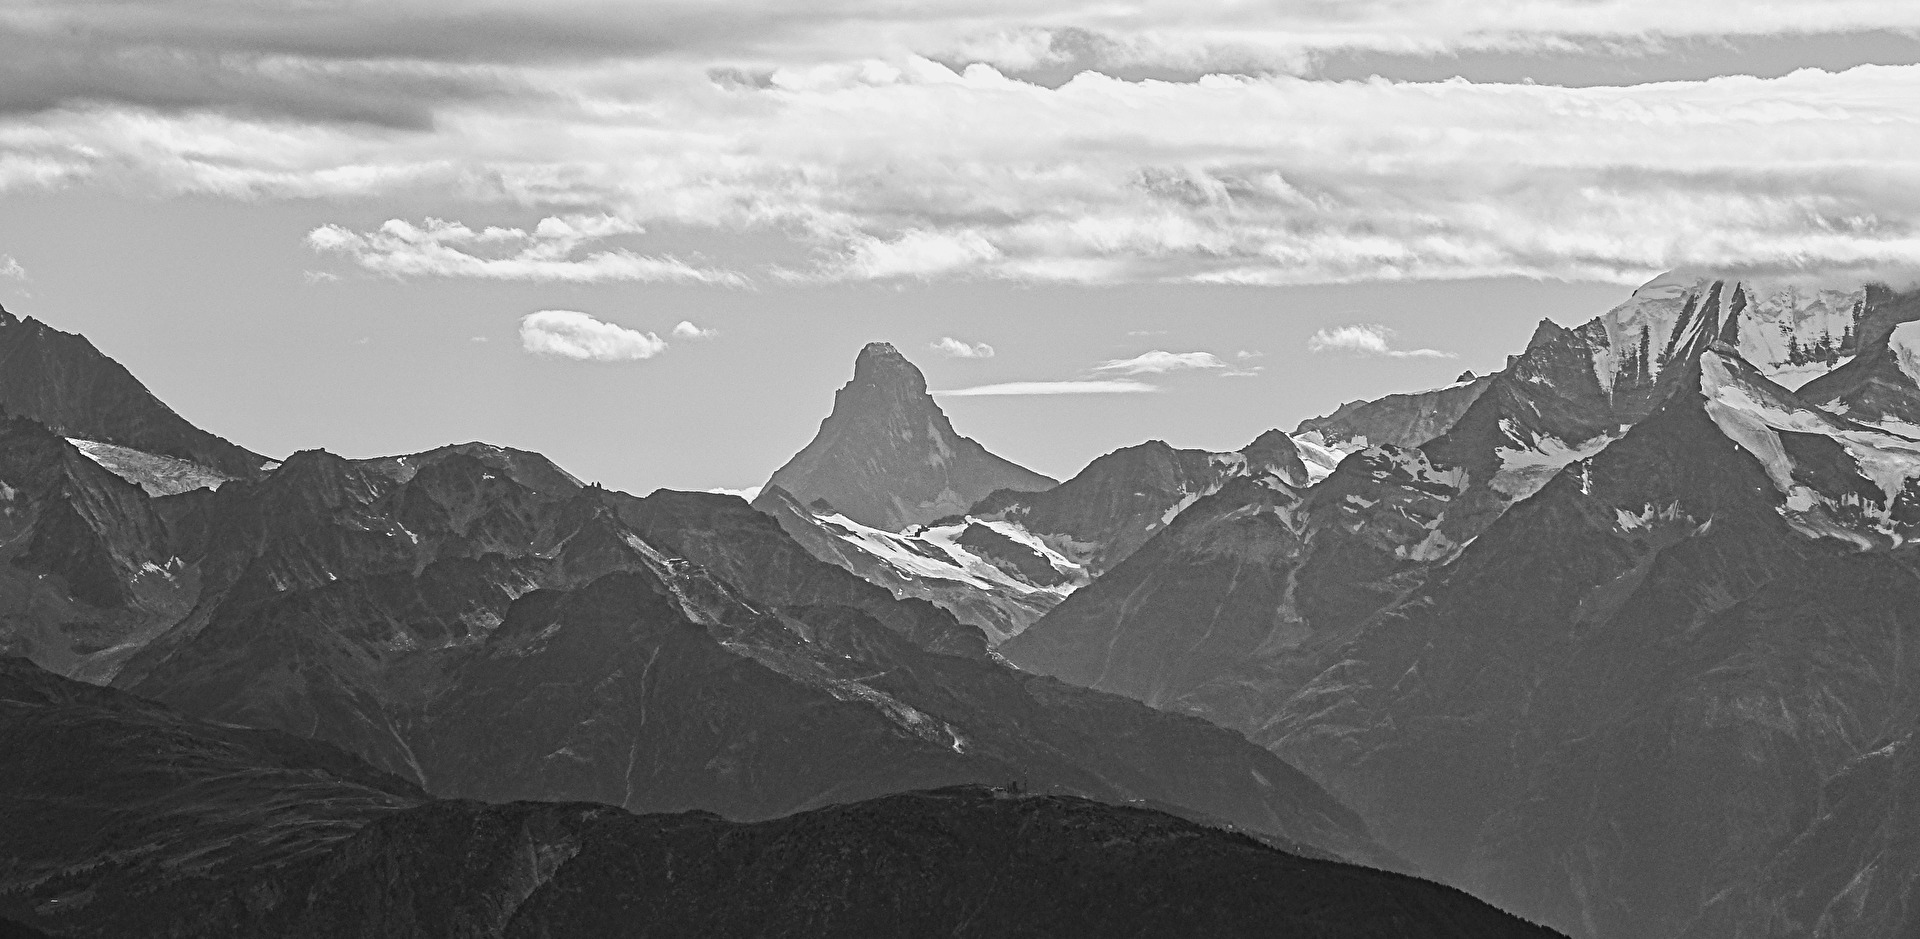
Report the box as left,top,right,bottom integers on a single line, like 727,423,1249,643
761,429,1315,643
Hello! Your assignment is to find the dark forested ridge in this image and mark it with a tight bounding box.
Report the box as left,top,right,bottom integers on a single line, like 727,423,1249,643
0,657,1557,939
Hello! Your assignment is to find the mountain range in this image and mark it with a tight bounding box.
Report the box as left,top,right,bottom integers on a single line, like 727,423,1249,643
6,270,1920,937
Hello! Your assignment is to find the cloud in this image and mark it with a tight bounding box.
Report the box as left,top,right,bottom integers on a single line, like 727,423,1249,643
0,255,25,281
307,216,745,284
705,485,763,500
936,379,1158,396
1307,324,1456,359
519,310,668,361
4,6,1920,285
1094,350,1228,374
672,320,718,339
930,336,994,358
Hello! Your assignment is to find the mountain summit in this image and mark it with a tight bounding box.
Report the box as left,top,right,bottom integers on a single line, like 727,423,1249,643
762,342,1055,530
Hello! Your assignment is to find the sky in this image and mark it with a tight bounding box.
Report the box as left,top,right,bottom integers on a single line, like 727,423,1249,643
0,2,1915,494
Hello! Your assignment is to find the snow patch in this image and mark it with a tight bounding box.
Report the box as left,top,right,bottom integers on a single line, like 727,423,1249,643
67,438,235,496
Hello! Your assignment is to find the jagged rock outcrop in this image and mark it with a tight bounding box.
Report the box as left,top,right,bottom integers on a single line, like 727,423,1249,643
1296,376,1492,450
763,342,1055,531
1260,297,1920,939
0,659,1559,939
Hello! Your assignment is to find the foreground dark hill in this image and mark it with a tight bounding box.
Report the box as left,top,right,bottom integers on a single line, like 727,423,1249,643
763,341,1055,531
0,306,264,478
0,658,1561,939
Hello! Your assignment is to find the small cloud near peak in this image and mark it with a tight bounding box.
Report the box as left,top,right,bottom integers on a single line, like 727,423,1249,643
931,336,995,358
1094,350,1225,374
1307,324,1455,359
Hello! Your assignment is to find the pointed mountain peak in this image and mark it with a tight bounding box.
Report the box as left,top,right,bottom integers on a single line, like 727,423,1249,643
0,307,267,477
764,343,1054,530
1522,318,1574,354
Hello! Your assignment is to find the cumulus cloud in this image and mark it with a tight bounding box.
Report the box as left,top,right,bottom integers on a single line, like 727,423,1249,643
930,336,994,358
519,310,668,361
1307,324,1456,359
0,255,25,281
672,320,718,339
937,379,1158,396
307,216,744,284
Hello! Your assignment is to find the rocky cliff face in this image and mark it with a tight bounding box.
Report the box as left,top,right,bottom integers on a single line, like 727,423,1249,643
7,417,1375,865
763,342,1056,531
1262,315,1920,939
1003,276,1920,939
1296,375,1492,450
761,430,1313,643
0,306,266,478
0,413,193,681
0,660,1558,939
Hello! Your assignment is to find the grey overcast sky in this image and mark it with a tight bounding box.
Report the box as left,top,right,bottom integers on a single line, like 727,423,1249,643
0,2,1915,493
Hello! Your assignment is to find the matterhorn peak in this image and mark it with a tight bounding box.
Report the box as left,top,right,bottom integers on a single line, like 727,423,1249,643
761,342,1055,531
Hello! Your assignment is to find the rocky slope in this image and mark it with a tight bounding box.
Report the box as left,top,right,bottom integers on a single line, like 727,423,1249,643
0,659,1560,939
761,429,1313,643
1296,373,1492,449
763,342,1055,531
0,306,265,478
0,413,194,681
1261,303,1920,938
0,307,1391,872
106,450,1384,864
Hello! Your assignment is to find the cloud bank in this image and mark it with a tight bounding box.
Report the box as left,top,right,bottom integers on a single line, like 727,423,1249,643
1307,324,1455,359
1,2,1918,286
519,310,668,361
308,216,743,284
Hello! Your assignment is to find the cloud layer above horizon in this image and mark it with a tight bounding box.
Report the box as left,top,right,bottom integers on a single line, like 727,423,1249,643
3,1,1919,287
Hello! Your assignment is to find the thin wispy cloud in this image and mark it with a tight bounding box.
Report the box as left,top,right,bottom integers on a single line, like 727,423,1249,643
936,380,1158,397
930,337,995,358
1094,351,1226,374
1308,324,1456,359
672,320,718,339
0,255,25,281
519,310,667,362
307,217,745,285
